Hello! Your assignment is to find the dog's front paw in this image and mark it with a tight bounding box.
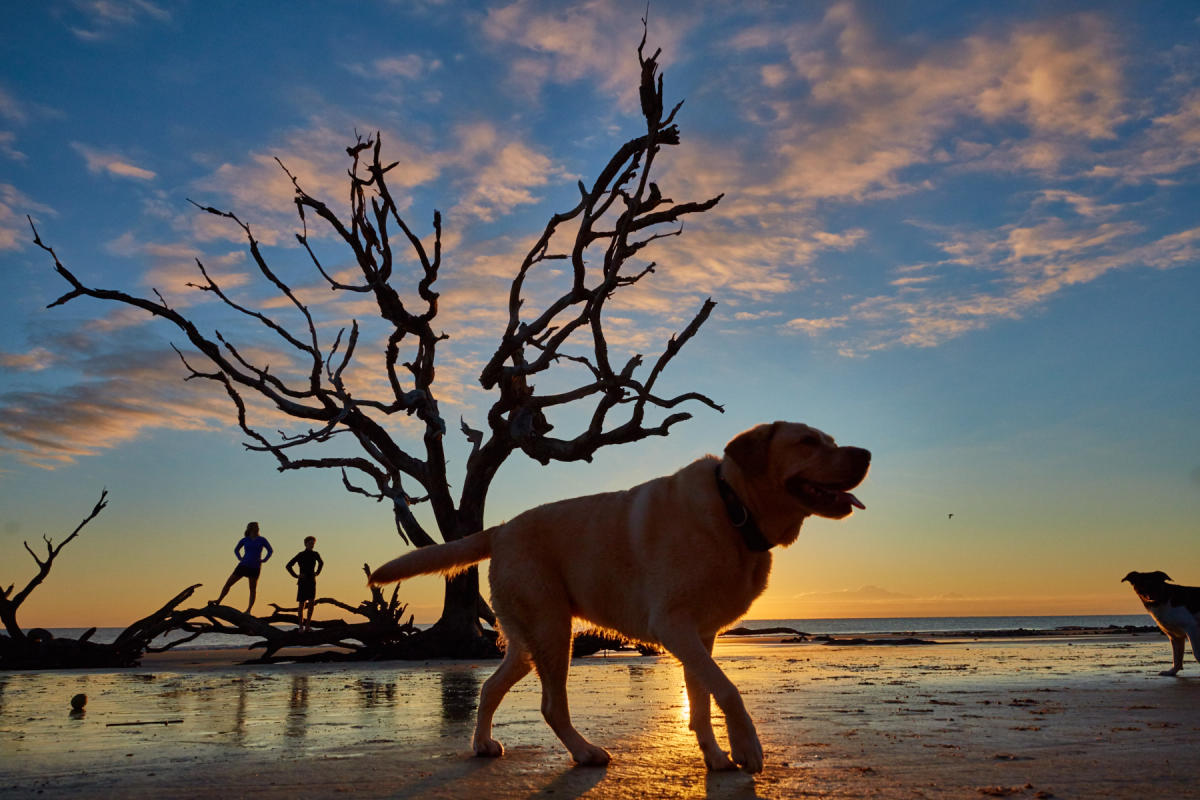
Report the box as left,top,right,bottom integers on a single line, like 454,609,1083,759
472,736,504,758
728,720,764,774
570,743,611,767
700,742,737,771
1159,668,1182,677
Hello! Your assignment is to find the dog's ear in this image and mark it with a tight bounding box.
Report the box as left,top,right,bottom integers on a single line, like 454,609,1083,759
1149,570,1173,583
725,422,780,475
1121,571,1136,584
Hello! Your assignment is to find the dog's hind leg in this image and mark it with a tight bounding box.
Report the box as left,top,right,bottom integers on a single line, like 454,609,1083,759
655,624,763,773
684,633,736,771
473,640,532,757
528,617,611,766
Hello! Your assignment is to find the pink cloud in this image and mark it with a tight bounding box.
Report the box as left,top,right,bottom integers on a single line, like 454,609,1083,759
482,0,689,108
71,142,156,181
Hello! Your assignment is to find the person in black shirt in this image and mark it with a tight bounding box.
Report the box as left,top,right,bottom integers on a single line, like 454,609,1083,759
286,536,324,632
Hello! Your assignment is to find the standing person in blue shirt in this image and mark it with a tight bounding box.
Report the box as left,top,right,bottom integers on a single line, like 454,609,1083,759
211,521,273,614
286,536,324,632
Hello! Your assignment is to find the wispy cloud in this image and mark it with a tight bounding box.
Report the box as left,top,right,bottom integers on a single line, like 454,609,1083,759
192,122,439,246
103,232,251,305
0,311,371,469
482,0,688,107
729,5,1128,205
448,121,569,222
0,183,54,252
1086,88,1200,184
0,131,25,162
0,327,230,469
0,347,58,372
71,142,156,181
794,219,1200,355
734,310,783,321
68,0,171,41
346,53,442,81
0,86,27,124
192,115,571,245
792,584,914,602
786,316,848,335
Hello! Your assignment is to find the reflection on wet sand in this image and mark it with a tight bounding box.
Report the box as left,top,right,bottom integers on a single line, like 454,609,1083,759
357,676,397,709
438,668,480,724
285,674,308,741
231,676,249,745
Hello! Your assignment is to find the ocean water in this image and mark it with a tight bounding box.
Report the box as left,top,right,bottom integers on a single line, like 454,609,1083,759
39,627,268,651
38,614,1151,651
731,614,1151,636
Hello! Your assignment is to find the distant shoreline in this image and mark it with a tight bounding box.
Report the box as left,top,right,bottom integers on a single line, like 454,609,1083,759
721,622,1161,642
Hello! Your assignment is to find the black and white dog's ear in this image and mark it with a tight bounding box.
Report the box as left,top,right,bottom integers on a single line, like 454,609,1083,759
1123,570,1173,584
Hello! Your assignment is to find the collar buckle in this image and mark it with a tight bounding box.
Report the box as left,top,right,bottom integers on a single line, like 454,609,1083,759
714,464,774,553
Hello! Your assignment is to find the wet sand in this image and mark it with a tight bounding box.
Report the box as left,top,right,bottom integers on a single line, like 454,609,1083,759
2,633,1198,798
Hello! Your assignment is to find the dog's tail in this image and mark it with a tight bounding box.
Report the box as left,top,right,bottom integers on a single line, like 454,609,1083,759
368,527,496,586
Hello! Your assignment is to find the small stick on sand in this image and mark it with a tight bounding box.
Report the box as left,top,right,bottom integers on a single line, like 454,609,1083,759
105,719,184,727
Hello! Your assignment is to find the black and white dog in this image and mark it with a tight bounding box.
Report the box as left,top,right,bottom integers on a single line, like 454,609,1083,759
1122,571,1200,676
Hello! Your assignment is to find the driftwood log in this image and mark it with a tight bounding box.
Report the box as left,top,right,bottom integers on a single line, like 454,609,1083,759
1,582,202,669
142,564,429,663
0,579,422,669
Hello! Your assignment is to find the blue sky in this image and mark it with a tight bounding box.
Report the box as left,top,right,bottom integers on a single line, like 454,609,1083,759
1,1,1197,626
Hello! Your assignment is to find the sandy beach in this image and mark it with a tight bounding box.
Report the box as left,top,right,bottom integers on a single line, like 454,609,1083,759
2,631,1198,799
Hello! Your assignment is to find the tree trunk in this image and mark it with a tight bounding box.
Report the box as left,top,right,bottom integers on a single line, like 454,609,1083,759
391,493,499,657
1,602,23,640
426,568,499,658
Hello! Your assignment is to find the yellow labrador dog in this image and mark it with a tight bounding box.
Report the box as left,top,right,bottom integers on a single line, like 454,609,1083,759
370,421,870,772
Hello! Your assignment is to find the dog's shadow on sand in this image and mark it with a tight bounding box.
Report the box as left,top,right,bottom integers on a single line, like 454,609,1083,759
511,764,765,800
523,765,607,799
703,770,765,799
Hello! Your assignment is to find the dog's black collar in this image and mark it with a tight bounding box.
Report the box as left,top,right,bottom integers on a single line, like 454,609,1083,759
715,464,774,553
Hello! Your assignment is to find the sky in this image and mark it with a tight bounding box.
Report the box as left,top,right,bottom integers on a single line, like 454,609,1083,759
1,1,1198,628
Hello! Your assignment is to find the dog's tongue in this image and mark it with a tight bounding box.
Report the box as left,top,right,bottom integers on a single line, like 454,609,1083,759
845,492,865,510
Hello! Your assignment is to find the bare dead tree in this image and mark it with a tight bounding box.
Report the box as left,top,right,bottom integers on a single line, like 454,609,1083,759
0,489,108,640
31,34,722,657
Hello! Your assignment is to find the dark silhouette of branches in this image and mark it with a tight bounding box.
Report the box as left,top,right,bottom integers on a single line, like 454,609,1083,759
30,31,723,656
0,489,108,640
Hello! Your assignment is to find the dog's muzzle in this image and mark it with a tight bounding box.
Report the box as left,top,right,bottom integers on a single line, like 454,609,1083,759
784,446,870,518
